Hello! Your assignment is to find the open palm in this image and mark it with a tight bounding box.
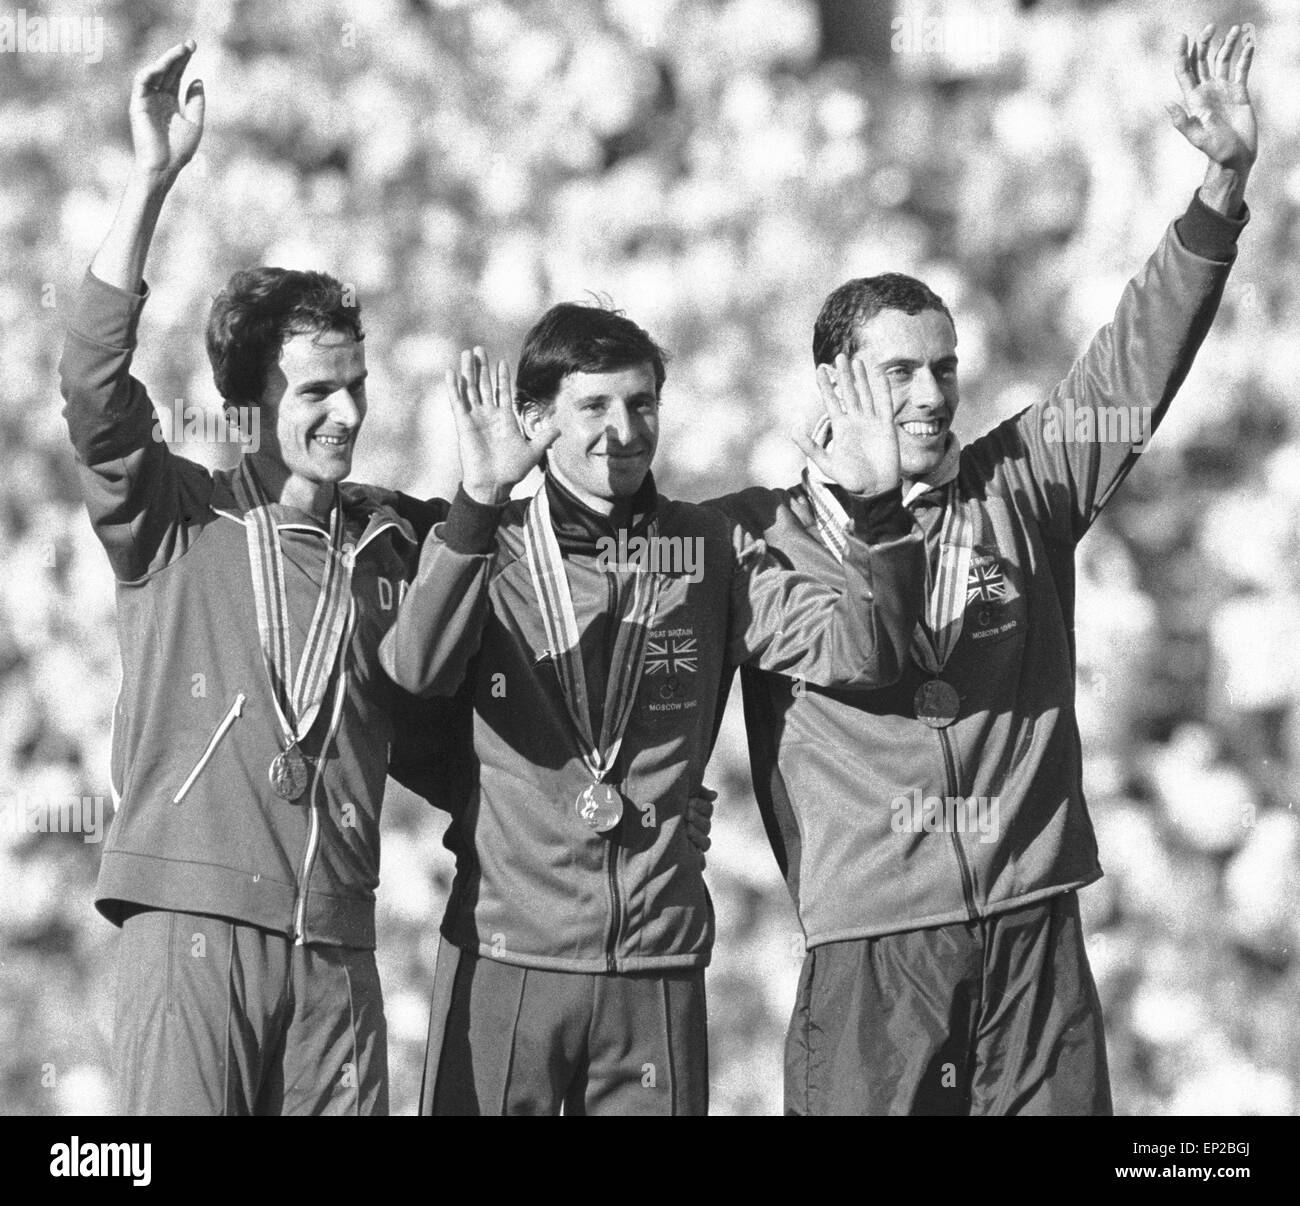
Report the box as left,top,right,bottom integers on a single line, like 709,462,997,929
130,39,205,179
448,349,557,504
1170,24,1256,173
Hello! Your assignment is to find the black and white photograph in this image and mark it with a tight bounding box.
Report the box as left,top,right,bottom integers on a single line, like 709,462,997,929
0,0,1292,1171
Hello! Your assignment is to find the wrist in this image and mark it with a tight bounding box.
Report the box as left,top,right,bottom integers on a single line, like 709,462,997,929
462,480,512,506
1199,161,1250,217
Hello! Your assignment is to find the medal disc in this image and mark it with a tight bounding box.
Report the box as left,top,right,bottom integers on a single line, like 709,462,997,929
576,783,623,833
270,745,309,801
914,679,960,729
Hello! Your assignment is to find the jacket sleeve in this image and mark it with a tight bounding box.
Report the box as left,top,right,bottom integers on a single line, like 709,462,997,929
1001,192,1246,545
378,487,504,698
720,485,925,688
386,681,476,816
58,270,213,582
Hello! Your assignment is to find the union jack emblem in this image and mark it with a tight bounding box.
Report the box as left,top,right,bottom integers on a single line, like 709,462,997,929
645,636,698,676
967,561,1008,604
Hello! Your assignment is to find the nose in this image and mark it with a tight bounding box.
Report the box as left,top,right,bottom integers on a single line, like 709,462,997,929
911,368,944,412
328,386,364,430
606,400,636,446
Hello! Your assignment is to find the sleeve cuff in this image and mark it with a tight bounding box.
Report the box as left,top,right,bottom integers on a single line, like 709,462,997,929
441,485,506,554
69,270,150,349
839,484,915,544
1176,190,1249,262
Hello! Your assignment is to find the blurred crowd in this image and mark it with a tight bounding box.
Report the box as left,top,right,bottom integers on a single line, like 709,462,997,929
1,0,1297,1115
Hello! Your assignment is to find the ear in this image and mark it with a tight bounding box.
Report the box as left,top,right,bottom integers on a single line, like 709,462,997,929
520,402,549,439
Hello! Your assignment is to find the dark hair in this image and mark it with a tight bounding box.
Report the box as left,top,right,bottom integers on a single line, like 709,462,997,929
812,274,953,367
515,301,669,412
205,267,363,406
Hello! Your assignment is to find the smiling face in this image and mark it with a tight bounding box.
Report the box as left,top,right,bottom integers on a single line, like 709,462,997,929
253,328,367,510
850,308,959,478
524,362,659,511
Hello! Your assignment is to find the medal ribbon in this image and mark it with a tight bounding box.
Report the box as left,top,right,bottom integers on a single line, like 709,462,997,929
801,466,973,676
523,480,661,782
231,458,355,750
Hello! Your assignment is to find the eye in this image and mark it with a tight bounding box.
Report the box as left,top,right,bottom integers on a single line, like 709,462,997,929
887,366,912,382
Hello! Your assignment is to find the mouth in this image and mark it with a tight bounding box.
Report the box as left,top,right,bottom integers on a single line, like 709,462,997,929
313,432,354,450
898,418,947,441
601,449,647,462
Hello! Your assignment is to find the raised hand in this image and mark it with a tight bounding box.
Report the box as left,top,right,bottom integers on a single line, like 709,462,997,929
793,353,902,496
1168,24,1256,176
129,39,205,183
448,348,559,505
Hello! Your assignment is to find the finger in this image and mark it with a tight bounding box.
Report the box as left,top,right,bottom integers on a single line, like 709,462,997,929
494,359,512,410
695,786,719,803
459,349,482,407
1233,30,1255,90
815,363,846,419
184,78,205,130
157,39,197,99
792,424,833,475
835,354,862,413
135,40,192,94
1173,33,1197,99
850,356,880,419
444,368,469,416
474,347,495,409
1165,102,1195,141
1214,25,1239,80
691,797,715,819
1195,24,1214,85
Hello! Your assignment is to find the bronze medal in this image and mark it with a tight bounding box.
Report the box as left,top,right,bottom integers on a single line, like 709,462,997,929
575,783,623,833
270,744,309,801
914,679,960,728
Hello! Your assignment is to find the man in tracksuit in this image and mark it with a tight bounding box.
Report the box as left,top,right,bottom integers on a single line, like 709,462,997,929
59,40,460,1114
706,24,1255,1114
379,303,927,1114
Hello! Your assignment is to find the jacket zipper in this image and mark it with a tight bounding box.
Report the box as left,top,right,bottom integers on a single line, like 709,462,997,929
172,693,246,804
601,572,622,971
937,724,978,919
292,601,355,944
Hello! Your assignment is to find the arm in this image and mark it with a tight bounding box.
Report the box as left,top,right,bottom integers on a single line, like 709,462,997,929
379,349,558,696
727,353,926,688
1009,23,1255,544
59,40,208,581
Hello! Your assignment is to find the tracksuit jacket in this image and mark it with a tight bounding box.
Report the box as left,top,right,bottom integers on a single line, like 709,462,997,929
707,193,1247,947
379,470,925,972
58,271,457,949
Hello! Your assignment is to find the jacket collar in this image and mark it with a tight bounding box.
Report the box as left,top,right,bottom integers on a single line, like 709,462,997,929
544,468,658,555
210,464,418,549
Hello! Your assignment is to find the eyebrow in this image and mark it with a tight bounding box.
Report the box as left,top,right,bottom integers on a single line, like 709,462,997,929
298,370,369,392
576,391,658,404
877,354,958,370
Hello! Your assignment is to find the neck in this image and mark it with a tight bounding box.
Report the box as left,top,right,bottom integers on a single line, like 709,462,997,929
548,458,621,519
248,453,335,522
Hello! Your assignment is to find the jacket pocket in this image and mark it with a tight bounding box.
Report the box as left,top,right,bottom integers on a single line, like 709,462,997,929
172,693,246,805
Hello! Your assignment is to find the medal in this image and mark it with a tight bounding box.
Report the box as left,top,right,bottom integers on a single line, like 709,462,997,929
575,782,624,833
913,679,960,728
269,744,309,801
233,460,356,803
524,479,661,838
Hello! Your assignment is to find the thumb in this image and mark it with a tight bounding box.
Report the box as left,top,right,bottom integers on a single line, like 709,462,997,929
791,423,832,475
185,79,205,128
531,423,562,455
1166,102,1194,138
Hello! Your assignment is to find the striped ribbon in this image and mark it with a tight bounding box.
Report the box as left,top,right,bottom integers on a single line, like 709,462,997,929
801,465,973,676
231,458,355,750
523,479,661,783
